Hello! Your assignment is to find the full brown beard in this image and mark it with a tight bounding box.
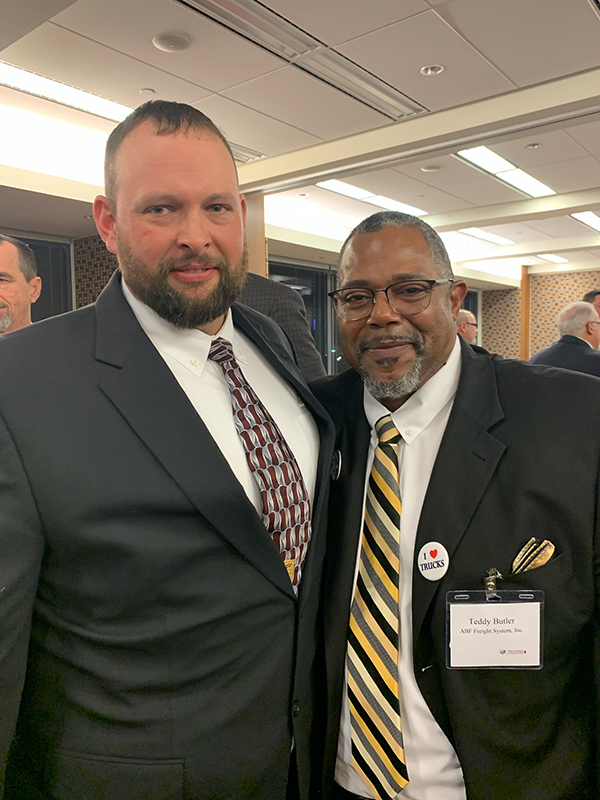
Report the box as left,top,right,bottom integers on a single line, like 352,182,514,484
117,237,248,329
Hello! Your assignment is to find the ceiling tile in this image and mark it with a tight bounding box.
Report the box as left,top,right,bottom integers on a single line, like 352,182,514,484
0,23,212,109
559,250,600,262
393,154,480,186
51,0,283,92
337,10,514,112
442,176,524,205
526,217,595,239
261,0,428,46
490,130,588,169
348,168,473,213
193,95,321,156
221,67,390,141
526,157,600,194
565,119,600,156
433,0,600,86
0,0,76,50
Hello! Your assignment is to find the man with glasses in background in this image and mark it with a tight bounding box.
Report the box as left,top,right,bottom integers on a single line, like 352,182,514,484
312,210,600,800
456,308,478,345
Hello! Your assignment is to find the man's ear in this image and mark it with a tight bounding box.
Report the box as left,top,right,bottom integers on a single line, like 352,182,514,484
93,195,118,255
29,276,42,304
240,193,247,226
450,280,469,320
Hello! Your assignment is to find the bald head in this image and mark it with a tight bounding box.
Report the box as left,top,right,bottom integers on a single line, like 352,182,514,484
456,309,478,344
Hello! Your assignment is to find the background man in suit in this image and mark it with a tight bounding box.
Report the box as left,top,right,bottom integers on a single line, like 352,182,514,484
0,101,333,800
455,309,478,345
582,288,600,313
529,301,600,376
311,210,600,800
240,272,326,382
0,234,41,334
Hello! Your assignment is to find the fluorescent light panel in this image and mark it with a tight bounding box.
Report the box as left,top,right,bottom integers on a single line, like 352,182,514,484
459,227,514,245
0,61,131,122
495,168,555,198
571,211,600,232
365,195,427,215
537,253,569,264
456,145,555,198
316,179,427,215
230,142,264,163
457,146,514,174
175,0,423,119
316,179,373,200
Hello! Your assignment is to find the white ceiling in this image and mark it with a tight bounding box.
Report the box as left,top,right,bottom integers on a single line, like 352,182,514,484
2,0,600,281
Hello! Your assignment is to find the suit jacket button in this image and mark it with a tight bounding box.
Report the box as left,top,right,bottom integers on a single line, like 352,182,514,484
330,450,342,481
292,700,300,717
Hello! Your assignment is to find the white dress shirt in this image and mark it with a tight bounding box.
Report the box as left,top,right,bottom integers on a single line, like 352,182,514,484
122,281,319,513
336,337,466,800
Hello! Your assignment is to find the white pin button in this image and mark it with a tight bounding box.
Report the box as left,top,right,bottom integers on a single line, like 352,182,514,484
405,427,414,436
191,357,200,367
416,541,449,581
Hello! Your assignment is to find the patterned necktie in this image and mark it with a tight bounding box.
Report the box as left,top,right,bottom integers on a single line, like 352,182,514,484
208,337,311,591
347,415,409,799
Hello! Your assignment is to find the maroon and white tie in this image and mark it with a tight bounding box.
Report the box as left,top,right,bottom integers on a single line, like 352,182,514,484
208,337,312,591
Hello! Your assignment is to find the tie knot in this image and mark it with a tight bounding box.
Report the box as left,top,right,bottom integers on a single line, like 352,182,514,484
375,415,402,445
208,337,235,366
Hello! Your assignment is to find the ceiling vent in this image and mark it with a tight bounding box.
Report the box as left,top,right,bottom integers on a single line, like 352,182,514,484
175,0,424,120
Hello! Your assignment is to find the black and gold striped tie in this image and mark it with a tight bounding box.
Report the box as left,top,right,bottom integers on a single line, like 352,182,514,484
347,414,409,800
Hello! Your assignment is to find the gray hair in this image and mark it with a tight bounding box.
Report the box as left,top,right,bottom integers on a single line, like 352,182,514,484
457,309,476,325
338,210,453,281
557,301,599,336
0,234,37,281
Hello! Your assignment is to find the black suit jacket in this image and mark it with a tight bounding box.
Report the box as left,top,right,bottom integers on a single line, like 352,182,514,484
529,334,600,377
0,273,334,800
312,342,600,800
240,273,327,383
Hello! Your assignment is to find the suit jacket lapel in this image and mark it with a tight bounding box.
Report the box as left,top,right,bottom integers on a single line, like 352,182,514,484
412,343,506,645
94,274,304,598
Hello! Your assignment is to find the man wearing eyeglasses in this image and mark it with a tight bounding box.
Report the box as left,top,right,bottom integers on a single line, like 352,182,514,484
311,210,600,800
529,301,600,377
456,309,478,345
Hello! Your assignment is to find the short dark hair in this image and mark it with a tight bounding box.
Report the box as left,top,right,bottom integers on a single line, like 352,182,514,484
104,100,236,207
338,210,453,282
0,234,37,281
583,290,600,304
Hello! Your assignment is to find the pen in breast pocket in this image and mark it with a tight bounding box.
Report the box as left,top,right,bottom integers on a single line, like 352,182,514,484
511,537,555,574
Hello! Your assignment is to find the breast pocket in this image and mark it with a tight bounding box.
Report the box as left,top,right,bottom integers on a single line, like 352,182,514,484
502,550,573,590
51,751,184,800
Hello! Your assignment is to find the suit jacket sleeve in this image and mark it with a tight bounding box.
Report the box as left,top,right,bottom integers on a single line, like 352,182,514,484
0,411,44,788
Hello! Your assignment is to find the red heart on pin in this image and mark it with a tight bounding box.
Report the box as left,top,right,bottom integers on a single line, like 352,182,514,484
430,549,438,559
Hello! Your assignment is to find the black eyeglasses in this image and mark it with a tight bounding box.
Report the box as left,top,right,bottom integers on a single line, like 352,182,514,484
328,279,454,321
464,321,478,328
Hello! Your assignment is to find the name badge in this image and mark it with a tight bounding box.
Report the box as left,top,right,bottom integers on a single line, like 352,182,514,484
446,590,544,669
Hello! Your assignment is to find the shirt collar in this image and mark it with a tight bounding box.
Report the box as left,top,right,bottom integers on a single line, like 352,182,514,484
122,280,249,375
364,336,462,445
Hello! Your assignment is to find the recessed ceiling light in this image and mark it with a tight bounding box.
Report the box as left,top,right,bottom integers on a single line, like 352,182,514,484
0,60,132,121
420,64,445,76
525,142,542,149
140,88,156,95
421,165,441,173
152,33,192,52
537,253,569,263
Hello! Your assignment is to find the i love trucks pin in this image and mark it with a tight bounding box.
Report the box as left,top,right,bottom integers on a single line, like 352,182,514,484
417,542,449,581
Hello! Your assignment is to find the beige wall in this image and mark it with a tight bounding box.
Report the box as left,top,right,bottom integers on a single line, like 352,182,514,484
480,288,521,359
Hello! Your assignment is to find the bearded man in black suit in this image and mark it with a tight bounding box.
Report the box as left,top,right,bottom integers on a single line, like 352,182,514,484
0,101,334,800
312,210,600,800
